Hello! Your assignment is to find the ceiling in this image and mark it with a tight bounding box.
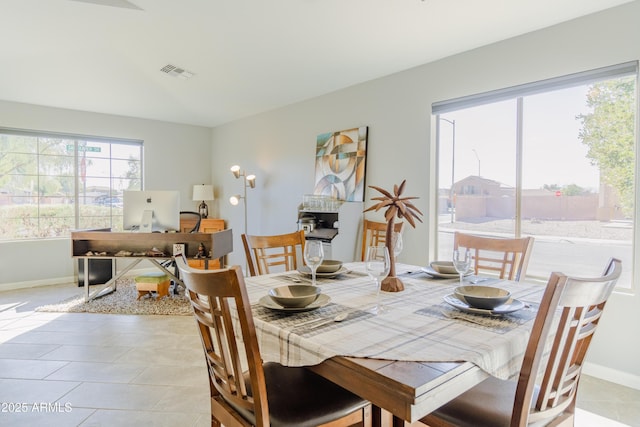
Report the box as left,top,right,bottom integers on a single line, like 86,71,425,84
0,0,634,128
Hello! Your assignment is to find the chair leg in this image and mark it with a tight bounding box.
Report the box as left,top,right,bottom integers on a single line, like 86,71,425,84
362,404,373,427
372,405,383,427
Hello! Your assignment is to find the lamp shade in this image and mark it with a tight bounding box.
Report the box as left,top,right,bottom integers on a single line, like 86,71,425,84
193,184,214,201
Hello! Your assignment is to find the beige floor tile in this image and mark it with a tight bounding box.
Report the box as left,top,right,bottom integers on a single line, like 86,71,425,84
38,344,132,363
114,345,203,367
45,361,147,383
193,413,212,427
62,382,174,411
0,342,61,359
0,318,19,329
0,406,95,427
0,378,81,402
11,318,105,333
6,330,111,346
101,331,199,349
575,408,632,426
132,363,209,388
0,358,69,380
152,385,209,414
578,375,640,426
0,310,32,322
78,408,201,427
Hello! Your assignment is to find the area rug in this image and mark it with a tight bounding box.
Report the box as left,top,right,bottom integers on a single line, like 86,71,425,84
36,278,192,316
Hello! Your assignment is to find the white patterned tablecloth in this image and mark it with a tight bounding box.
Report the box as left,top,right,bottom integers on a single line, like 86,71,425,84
244,263,545,380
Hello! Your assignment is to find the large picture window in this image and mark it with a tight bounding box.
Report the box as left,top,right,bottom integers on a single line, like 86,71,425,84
434,62,637,289
0,129,142,240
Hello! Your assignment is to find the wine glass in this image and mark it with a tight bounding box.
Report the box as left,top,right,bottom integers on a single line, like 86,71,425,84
452,249,471,287
365,245,391,315
304,240,324,287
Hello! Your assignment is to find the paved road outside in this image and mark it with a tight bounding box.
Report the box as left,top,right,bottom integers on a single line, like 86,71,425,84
438,216,633,287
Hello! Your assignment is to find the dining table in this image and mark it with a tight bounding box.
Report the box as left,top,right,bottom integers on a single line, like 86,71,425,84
243,262,546,426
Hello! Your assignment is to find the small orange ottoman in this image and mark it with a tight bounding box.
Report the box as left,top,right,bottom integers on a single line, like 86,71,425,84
135,272,171,300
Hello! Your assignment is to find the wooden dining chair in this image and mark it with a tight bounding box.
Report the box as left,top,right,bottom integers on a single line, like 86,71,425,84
420,257,621,427
241,230,306,276
453,231,535,281
175,258,371,427
361,220,404,261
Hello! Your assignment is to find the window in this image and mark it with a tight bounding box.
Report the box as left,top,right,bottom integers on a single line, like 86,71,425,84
0,129,142,240
434,62,637,289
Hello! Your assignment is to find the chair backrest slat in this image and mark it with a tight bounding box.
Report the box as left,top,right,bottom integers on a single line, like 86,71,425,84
242,230,306,276
361,220,404,261
454,231,535,281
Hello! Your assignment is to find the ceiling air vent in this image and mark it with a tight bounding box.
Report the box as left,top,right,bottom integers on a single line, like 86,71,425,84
160,64,195,80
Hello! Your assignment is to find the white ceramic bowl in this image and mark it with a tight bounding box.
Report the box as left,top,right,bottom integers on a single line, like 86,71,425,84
430,261,458,275
268,285,321,308
454,286,511,310
317,260,343,273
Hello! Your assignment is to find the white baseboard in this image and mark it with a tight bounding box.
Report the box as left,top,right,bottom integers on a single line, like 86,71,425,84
0,276,76,292
584,361,640,391
0,267,158,293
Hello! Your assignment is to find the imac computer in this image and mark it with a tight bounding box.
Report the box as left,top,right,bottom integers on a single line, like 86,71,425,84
123,190,180,232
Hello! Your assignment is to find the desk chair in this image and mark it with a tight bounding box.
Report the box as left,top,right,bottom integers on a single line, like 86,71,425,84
175,258,371,427
168,211,203,294
361,220,404,261
242,230,306,276
420,258,621,427
454,231,534,281
179,211,201,233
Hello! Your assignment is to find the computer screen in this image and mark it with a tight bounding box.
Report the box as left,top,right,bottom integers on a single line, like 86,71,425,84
123,190,180,232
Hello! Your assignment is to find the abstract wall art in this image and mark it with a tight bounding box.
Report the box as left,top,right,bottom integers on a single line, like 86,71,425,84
314,126,368,201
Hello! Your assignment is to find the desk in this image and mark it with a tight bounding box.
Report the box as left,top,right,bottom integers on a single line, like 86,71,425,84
243,263,544,425
72,229,233,302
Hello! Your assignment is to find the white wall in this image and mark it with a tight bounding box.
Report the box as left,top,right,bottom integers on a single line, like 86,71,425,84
0,100,212,289
210,2,640,387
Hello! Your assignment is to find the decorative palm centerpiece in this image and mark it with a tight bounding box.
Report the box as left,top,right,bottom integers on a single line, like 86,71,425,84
364,180,423,292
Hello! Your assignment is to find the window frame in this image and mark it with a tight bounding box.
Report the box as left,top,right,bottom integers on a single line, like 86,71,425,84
432,62,639,292
0,127,143,241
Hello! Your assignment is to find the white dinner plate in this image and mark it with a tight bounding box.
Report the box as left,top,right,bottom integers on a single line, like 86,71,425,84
259,293,331,312
421,266,472,279
297,266,349,278
443,294,525,315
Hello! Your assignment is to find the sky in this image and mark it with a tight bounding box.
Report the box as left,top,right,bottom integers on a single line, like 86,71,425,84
438,84,600,191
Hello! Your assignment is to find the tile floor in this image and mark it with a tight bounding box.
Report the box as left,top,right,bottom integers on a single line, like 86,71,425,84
1,282,639,427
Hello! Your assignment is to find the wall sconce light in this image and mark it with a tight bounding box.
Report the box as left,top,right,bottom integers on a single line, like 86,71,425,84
192,184,214,219
229,165,256,235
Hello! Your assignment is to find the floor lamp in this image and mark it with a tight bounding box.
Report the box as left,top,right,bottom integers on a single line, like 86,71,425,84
230,165,255,274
